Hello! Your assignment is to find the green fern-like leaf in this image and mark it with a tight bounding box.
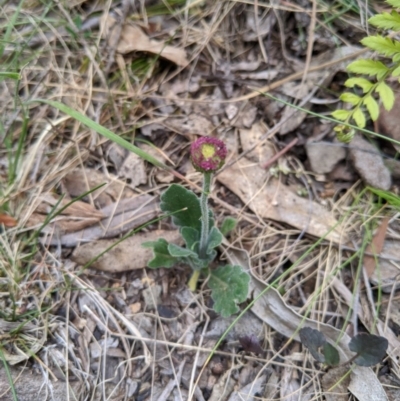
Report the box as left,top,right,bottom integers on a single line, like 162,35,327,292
375,81,395,110
387,0,400,9
363,97,380,121
331,109,351,121
347,59,389,79
333,2,400,143
344,77,373,93
340,92,361,106
361,35,400,58
393,53,400,63
369,11,400,31
392,65,400,77
352,108,366,128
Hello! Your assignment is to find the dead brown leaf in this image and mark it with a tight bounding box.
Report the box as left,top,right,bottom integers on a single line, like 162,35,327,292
43,195,158,247
102,16,188,67
217,157,345,243
72,230,181,272
363,216,390,278
27,194,105,234
0,213,17,227
321,366,351,401
164,115,214,137
62,168,137,208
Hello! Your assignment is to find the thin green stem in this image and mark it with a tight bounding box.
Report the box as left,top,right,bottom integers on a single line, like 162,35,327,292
199,172,212,259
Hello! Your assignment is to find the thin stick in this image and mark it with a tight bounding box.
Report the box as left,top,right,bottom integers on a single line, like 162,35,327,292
261,138,298,169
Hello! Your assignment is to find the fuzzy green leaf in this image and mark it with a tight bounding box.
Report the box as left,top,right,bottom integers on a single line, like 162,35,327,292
323,343,340,366
181,227,200,251
207,227,223,254
361,35,400,57
331,109,351,121
392,65,400,77
160,184,202,231
143,239,178,268
344,77,373,92
349,334,388,367
167,243,197,258
347,59,389,79
209,265,250,317
369,11,400,31
363,96,380,121
375,81,395,111
340,92,361,106
352,108,366,128
220,217,237,236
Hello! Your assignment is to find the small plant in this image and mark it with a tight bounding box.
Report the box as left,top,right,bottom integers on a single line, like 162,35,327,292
143,137,250,317
299,327,388,367
333,0,400,142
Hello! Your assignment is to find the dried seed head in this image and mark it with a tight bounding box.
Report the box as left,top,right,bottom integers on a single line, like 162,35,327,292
190,136,227,173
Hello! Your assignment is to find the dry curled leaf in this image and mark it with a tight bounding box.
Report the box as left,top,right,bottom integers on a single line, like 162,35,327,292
26,194,105,234
42,195,158,247
102,16,188,67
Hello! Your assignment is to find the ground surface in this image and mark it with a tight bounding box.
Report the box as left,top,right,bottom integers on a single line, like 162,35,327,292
1,0,400,400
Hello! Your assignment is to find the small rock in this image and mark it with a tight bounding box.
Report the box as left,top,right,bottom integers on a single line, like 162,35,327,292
205,312,263,341
349,134,391,190
306,140,346,174
128,302,141,314
142,284,162,309
225,104,238,120
328,163,356,182
384,158,400,179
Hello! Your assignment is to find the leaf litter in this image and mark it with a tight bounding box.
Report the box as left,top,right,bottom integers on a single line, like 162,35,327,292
1,0,400,400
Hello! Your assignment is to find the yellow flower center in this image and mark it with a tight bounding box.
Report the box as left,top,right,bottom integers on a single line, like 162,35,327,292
201,144,215,159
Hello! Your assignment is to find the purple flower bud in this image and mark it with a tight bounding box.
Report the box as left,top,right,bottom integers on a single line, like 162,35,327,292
190,136,227,173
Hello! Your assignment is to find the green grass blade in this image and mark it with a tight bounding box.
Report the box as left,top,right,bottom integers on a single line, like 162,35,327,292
0,347,18,401
29,99,169,170
8,110,28,185
0,0,24,58
368,186,400,209
0,72,20,80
